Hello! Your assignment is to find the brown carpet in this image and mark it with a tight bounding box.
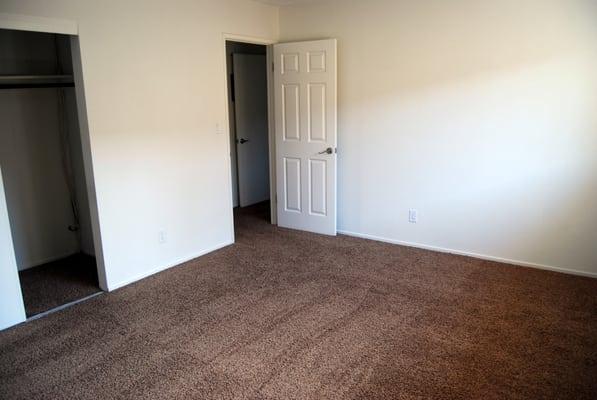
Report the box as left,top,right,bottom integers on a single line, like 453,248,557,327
18,253,100,317
1,203,596,399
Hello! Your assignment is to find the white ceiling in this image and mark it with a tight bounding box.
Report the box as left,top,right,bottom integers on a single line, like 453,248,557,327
252,0,319,6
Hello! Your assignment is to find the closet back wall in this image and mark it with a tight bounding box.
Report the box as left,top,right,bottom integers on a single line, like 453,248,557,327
0,89,77,270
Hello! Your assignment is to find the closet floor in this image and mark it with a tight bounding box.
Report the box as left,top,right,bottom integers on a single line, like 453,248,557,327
18,254,100,317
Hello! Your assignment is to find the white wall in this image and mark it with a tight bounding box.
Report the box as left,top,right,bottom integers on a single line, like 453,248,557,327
279,0,597,276
0,0,279,291
0,167,26,330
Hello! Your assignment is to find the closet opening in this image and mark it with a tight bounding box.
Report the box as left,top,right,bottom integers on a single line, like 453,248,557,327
0,28,102,318
225,40,273,230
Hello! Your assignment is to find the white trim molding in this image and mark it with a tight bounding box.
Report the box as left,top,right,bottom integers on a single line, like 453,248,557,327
222,32,276,46
338,230,597,279
0,13,78,35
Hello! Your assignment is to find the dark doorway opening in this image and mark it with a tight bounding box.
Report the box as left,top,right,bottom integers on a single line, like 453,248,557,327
226,40,271,229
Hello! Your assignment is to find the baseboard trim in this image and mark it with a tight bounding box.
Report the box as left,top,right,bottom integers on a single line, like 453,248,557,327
107,240,234,291
337,230,597,279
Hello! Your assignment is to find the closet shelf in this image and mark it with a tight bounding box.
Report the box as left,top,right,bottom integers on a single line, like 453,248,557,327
0,74,74,89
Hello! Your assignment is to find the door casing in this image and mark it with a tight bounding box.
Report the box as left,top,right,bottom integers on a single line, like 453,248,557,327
223,34,277,226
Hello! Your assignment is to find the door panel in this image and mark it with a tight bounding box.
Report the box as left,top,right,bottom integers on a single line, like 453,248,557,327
309,159,327,216
284,157,301,212
274,39,337,235
308,83,326,142
282,84,300,141
233,54,270,207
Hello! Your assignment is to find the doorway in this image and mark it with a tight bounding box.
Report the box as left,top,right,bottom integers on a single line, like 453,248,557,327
226,40,272,227
224,37,338,239
0,28,102,318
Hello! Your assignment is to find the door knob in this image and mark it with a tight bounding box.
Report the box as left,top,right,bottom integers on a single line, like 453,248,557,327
238,138,249,144
318,147,333,155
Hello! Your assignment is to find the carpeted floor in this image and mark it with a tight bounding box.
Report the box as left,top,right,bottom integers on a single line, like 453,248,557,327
1,203,596,399
18,253,100,317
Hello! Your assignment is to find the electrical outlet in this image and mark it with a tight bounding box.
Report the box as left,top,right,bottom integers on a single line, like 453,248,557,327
158,230,167,244
408,209,418,223
215,122,224,134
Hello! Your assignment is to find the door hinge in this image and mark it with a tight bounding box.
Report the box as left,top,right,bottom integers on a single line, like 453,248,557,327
272,62,275,72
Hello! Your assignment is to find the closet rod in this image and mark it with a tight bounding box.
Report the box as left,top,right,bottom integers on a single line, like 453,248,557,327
0,74,74,89
0,74,73,80
0,82,75,89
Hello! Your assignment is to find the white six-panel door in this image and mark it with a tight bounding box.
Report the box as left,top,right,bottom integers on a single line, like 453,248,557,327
274,39,337,235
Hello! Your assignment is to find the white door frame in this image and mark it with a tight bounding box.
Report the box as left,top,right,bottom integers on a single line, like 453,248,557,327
222,33,277,226
0,13,108,330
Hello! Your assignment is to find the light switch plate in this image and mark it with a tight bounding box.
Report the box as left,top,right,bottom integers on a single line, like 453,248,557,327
216,123,224,134
409,209,418,223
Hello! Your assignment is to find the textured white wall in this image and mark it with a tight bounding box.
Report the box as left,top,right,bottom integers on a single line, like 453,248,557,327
0,0,279,290
279,0,597,275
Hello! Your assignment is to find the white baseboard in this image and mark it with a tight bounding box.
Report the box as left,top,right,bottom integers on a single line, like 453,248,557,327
106,240,233,291
337,230,597,279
